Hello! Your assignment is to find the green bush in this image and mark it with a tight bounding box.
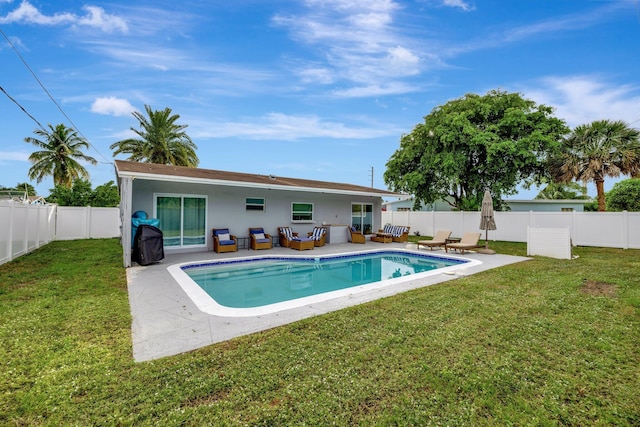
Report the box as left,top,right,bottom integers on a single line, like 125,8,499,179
606,178,640,211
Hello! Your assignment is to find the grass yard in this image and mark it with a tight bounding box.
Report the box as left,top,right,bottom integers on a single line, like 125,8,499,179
1,238,639,426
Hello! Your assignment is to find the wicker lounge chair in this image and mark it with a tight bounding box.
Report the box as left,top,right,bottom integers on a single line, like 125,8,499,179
212,228,238,253
417,230,451,251
307,226,327,247
249,227,272,250
445,232,482,254
348,226,366,243
278,226,299,248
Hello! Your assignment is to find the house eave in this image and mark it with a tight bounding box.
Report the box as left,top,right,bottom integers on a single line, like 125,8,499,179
116,170,392,198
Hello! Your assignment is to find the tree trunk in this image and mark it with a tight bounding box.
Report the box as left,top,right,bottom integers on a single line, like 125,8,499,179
596,179,606,212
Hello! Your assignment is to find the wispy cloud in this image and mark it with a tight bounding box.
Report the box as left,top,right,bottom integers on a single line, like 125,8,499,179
442,0,474,12
189,112,403,141
521,75,640,128
0,151,30,163
0,1,128,33
91,97,136,117
273,0,425,96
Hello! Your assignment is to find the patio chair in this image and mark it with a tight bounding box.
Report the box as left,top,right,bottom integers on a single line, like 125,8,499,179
212,228,238,253
249,227,272,250
278,226,299,248
307,226,327,247
348,226,366,244
375,224,410,242
417,230,451,251
445,232,482,254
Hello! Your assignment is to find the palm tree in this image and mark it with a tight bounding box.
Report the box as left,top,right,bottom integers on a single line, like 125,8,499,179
535,182,588,200
550,120,640,211
110,105,199,167
25,124,97,188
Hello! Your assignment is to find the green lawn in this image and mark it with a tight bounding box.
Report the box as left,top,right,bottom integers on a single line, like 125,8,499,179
1,238,639,426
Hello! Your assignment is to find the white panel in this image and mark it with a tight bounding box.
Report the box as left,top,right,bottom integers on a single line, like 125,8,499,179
527,227,572,259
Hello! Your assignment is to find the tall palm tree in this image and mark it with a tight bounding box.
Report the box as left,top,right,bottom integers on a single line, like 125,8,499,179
110,105,199,167
25,124,97,188
535,182,588,200
550,120,640,211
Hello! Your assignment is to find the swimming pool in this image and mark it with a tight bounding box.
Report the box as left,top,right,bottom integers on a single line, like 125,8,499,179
168,249,481,317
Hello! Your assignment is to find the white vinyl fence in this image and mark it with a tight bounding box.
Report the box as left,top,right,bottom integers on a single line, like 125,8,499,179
382,210,640,250
0,202,120,266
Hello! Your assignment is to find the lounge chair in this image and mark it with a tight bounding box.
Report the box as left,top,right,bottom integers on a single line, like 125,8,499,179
445,232,482,254
417,230,451,251
307,226,327,247
278,226,299,248
249,227,272,250
212,228,238,253
348,226,366,244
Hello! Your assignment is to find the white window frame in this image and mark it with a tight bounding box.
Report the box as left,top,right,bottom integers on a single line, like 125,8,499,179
291,202,314,223
245,197,266,212
153,193,208,249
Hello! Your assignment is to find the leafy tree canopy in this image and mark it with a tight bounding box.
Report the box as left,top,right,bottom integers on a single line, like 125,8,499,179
606,178,640,211
46,179,120,207
549,119,640,211
384,90,569,210
110,105,199,167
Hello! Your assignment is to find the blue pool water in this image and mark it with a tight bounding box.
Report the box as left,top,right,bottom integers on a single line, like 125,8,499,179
179,250,469,311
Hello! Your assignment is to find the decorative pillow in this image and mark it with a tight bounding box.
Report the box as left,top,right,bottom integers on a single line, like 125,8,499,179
254,233,265,240
351,226,357,232
218,233,230,241
282,227,292,239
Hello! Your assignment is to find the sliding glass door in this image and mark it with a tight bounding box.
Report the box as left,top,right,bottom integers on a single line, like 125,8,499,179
155,194,207,248
351,203,373,235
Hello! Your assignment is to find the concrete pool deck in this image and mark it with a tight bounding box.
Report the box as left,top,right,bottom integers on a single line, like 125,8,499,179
127,242,530,362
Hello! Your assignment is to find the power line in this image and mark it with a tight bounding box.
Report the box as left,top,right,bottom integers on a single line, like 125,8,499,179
0,26,112,164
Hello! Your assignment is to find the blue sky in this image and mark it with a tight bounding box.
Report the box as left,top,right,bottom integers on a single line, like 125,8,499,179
1,0,639,199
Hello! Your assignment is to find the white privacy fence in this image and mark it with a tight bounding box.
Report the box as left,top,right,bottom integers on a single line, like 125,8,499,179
0,203,121,266
382,210,640,250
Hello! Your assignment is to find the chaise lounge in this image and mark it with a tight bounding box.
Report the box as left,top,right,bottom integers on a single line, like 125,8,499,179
212,228,238,253
445,232,482,254
249,227,272,250
417,230,451,251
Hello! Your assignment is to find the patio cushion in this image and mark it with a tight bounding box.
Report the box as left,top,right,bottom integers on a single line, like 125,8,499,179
214,229,230,236
254,232,265,240
219,239,235,245
311,227,324,240
255,238,270,243
218,232,230,241
282,227,293,239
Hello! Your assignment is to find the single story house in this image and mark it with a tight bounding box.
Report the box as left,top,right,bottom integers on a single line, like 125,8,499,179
115,160,398,267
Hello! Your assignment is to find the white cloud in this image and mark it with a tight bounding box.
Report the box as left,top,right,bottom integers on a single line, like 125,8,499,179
91,97,136,116
76,6,128,33
522,75,640,128
442,0,474,12
0,151,30,162
273,0,424,95
0,1,128,33
190,112,403,141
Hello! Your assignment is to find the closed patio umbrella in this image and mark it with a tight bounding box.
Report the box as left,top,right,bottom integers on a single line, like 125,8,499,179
479,190,497,254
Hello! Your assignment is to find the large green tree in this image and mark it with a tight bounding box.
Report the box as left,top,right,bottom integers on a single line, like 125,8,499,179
384,90,569,210
605,178,640,211
25,124,97,188
46,179,120,207
550,120,640,211
110,105,199,167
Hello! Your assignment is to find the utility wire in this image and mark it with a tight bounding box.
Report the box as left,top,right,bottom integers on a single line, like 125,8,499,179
0,26,112,164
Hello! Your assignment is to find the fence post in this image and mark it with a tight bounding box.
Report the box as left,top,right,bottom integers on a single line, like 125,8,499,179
7,202,14,262
623,211,628,249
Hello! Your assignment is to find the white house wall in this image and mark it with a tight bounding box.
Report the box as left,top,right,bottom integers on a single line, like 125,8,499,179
130,179,384,252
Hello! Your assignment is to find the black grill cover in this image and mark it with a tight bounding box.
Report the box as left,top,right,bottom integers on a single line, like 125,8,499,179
133,224,164,266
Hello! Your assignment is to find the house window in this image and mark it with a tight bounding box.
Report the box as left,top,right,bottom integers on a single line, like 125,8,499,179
352,203,373,234
292,202,314,222
246,197,265,211
561,207,574,212
155,194,207,248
